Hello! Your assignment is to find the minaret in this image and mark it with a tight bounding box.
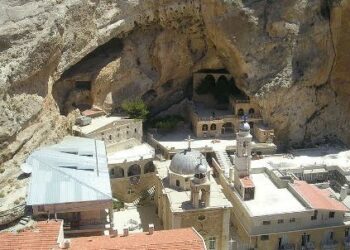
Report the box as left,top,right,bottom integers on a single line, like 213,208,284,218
234,116,252,181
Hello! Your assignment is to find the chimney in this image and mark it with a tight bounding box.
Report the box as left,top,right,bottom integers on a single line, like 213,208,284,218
148,224,154,235
229,167,234,182
59,239,70,249
340,184,349,201
123,227,129,236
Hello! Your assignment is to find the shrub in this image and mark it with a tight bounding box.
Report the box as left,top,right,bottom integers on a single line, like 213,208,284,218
113,200,124,210
150,115,184,130
121,99,149,120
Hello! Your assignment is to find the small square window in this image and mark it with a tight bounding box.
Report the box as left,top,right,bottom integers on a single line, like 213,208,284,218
277,219,284,224
329,212,335,218
260,235,269,241
290,218,296,223
262,221,271,225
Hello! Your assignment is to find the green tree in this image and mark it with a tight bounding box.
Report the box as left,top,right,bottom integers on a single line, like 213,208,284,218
121,99,149,120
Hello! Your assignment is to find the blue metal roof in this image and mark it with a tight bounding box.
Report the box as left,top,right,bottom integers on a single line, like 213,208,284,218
26,136,112,206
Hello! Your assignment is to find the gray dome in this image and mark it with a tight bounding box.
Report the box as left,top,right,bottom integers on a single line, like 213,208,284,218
240,122,250,131
170,150,208,175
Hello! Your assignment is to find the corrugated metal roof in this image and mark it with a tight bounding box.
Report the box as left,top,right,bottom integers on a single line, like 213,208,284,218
26,136,112,206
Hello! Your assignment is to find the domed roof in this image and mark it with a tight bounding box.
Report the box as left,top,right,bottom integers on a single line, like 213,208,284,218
240,122,250,132
195,164,207,174
170,150,209,175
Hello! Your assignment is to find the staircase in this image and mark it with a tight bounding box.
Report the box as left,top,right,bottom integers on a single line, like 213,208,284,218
132,186,156,206
215,150,233,178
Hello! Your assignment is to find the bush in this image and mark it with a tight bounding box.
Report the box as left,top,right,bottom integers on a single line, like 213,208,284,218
121,99,149,120
113,200,124,210
150,115,184,130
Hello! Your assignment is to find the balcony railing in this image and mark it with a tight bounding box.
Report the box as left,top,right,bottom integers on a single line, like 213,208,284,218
278,243,295,250
301,241,315,250
321,240,338,250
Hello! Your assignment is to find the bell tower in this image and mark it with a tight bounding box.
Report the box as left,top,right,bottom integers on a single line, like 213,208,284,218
234,116,252,179
191,155,210,208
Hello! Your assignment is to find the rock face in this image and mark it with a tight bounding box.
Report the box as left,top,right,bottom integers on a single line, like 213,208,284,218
0,0,350,209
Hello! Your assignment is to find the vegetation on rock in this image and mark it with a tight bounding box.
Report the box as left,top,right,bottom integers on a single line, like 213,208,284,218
121,99,149,120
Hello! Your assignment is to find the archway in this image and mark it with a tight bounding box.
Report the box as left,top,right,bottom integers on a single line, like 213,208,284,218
222,122,234,134
128,164,141,177
113,167,125,178
249,108,255,115
238,109,244,116
202,124,208,131
144,162,155,174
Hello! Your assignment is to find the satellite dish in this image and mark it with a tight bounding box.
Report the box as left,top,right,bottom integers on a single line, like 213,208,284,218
21,163,32,174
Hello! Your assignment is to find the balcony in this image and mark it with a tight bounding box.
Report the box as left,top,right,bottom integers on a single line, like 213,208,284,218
321,240,338,250
278,243,295,250
301,241,315,250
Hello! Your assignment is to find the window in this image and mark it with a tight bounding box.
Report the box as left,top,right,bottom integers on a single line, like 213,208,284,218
176,180,180,187
260,235,269,241
110,169,115,176
262,221,271,225
109,135,112,140
202,124,208,131
134,128,137,133
329,212,335,218
311,210,318,220
290,218,296,223
210,124,217,131
277,219,284,224
208,237,216,250
238,109,244,116
127,189,134,195
249,108,255,114
345,228,349,237
198,215,206,221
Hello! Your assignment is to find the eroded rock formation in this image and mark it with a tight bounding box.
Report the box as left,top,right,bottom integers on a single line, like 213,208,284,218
1,0,350,210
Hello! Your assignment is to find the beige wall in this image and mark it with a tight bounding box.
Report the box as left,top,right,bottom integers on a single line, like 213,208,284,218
110,173,155,203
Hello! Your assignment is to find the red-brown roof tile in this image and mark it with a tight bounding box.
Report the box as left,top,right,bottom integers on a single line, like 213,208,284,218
291,180,349,212
240,176,255,188
0,220,62,250
69,228,206,250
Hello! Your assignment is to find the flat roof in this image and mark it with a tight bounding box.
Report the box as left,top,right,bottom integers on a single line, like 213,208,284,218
108,143,155,165
250,146,350,174
26,136,112,205
243,173,306,216
192,102,233,118
155,160,232,212
291,181,349,212
72,116,125,135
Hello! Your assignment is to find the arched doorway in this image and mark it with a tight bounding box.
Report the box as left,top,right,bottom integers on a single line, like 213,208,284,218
114,167,125,178
221,122,234,135
128,164,141,177
144,162,155,174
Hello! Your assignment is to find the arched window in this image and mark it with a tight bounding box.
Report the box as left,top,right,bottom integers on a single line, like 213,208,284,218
109,135,112,140
210,124,217,131
202,124,208,131
144,162,155,174
238,109,244,116
134,128,137,133
249,108,255,114
176,180,180,187
127,164,141,177
114,167,124,178
249,122,254,129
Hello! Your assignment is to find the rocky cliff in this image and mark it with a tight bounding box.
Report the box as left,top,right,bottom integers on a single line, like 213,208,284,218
0,0,349,210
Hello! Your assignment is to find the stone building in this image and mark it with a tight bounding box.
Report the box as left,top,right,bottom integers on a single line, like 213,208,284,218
212,121,350,250
108,143,156,203
24,137,113,235
72,115,142,152
154,142,232,250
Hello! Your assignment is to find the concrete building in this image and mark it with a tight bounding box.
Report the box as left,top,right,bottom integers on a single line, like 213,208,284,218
72,115,142,152
108,143,156,203
212,121,350,250
154,141,232,250
24,136,113,235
